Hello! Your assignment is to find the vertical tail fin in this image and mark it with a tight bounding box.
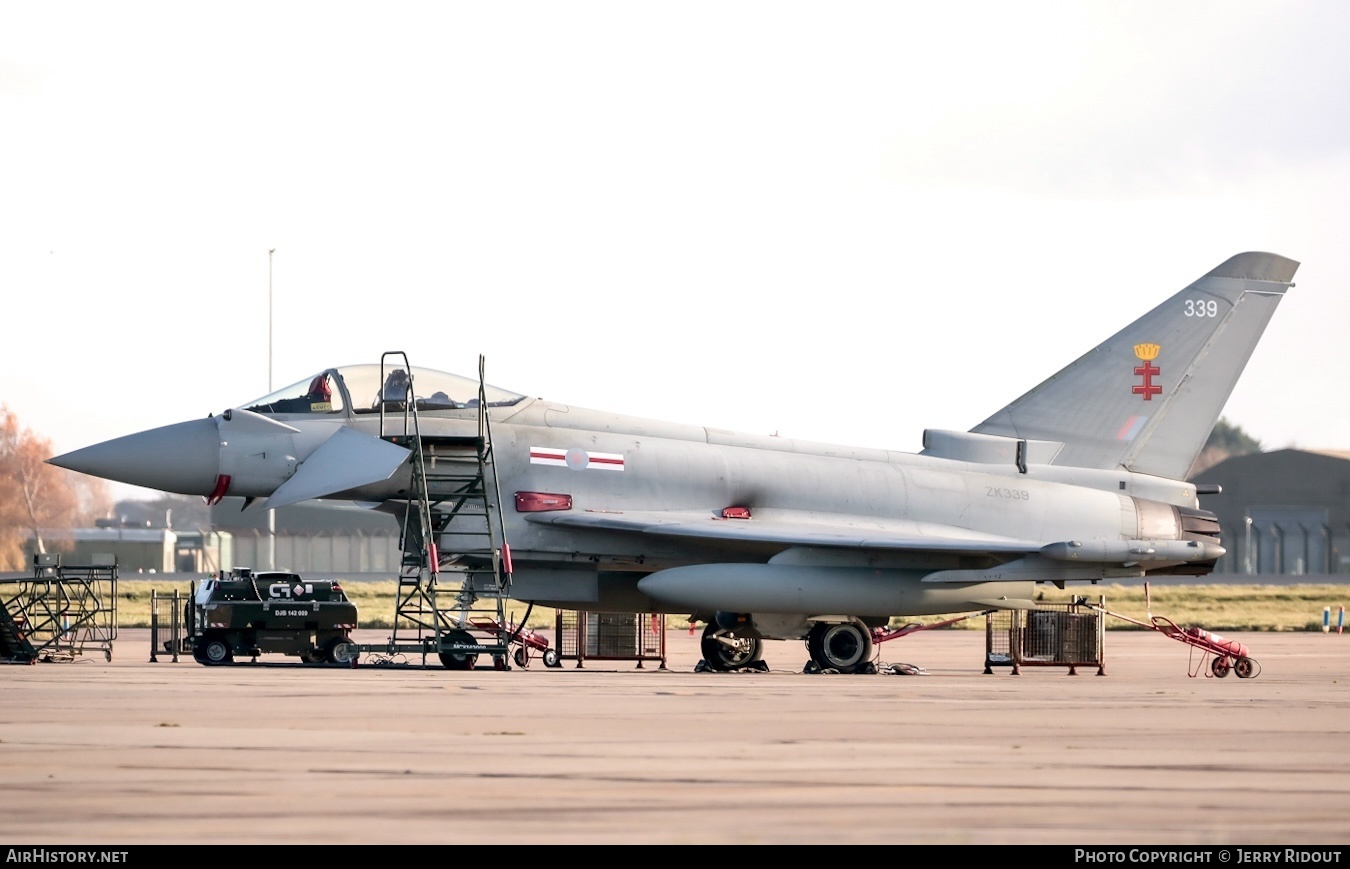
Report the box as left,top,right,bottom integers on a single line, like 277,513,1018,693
972,252,1298,480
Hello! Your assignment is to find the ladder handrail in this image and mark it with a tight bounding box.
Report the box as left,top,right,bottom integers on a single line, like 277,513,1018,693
378,351,436,571
380,351,442,656
477,353,512,590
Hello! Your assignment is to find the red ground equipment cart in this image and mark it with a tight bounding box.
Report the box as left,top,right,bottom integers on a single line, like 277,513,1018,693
1079,584,1260,679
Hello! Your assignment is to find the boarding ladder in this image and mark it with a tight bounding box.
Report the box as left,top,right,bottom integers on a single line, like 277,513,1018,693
377,352,515,669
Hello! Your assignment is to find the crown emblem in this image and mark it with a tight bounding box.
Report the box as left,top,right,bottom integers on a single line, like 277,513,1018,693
1133,343,1160,361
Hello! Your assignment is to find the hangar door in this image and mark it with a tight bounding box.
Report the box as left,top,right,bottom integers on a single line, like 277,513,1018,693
1244,506,1331,575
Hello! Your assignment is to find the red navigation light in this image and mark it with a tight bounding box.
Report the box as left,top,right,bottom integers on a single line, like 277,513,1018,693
721,506,751,520
515,492,573,512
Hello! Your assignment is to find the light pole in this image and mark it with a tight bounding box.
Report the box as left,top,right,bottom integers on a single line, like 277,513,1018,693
1244,515,1253,575
268,248,275,391
267,248,276,570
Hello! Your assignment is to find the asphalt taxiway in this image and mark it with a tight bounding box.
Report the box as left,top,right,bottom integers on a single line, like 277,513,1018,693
2,628,1348,845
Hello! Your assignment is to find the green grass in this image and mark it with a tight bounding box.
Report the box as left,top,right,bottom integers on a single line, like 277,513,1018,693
111,579,1349,633
1028,583,1349,633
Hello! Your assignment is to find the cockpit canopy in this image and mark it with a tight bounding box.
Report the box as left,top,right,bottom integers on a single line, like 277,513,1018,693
241,364,526,416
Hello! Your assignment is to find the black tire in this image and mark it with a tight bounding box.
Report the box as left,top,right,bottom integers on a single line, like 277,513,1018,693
1235,657,1256,679
700,623,763,672
200,634,233,666
324,636,358,665
513,647,528,668
1211,656,1231,678
437,629,478,671
542,648,561,668
806,622,873,674
300,649,325,664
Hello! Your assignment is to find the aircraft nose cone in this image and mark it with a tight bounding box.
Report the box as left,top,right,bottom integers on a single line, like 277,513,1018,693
47,417,221,496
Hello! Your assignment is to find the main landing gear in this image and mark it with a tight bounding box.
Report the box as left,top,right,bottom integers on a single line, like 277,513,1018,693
695,619,879,674
804,621,874,675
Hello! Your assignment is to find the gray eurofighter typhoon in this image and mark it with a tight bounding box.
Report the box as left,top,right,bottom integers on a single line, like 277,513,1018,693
50,252,1298,673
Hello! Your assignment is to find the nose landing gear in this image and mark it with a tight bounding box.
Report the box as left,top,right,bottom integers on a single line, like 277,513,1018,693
698,623,765,672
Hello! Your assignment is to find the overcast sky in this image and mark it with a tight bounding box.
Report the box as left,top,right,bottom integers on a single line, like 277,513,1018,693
4,1,1348,503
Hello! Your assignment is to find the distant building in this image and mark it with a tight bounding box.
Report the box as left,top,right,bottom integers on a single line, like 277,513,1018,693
24,498,399,577
24,527,182,574
208,498,400,575
1191,449,1350,576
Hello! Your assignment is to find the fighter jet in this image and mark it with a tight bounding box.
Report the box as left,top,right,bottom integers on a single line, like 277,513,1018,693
50,252,1297,673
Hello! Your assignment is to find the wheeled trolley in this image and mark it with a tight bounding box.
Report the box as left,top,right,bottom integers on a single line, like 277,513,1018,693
467,615,558,668
1077,583,1260,679
1145,616,1259,679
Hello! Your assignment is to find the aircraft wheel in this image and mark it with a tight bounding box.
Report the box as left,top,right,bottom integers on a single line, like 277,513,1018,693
200,634,233,666
542,648,561,668
1211,656,1231,678
807,622,873,675
324,636,358,665
1235,657,1257,679
300,649,325,664
438,629,478,671
699,623,763,672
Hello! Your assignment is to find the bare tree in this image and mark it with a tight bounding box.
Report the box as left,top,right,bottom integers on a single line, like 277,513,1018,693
0,406,111,569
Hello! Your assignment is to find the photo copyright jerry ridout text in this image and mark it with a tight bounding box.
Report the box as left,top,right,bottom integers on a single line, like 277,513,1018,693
6,853,129,864
1076,852,1343,864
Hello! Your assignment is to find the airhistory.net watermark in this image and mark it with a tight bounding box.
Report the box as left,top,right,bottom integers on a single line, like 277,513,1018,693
5,852,129,863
